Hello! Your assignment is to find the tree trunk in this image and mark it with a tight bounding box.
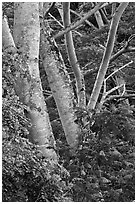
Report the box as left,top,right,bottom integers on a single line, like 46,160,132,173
87,3,128,112
12,2,57,161
40,18,80,151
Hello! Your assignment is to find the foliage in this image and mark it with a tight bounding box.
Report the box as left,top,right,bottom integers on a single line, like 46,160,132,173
58,106,135,202
2,53,71,202
91,105,135,143
2,2,135,202
2,52,30,139
2,135,71,202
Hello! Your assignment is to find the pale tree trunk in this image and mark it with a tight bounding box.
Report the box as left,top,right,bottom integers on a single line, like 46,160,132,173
87,3,128,112
3,2,58,161
2,15,17,53
40,3,80,150
63,2,86,108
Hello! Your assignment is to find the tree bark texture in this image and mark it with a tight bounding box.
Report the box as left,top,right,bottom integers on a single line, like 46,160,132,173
40,20,80,150
12,2,57,161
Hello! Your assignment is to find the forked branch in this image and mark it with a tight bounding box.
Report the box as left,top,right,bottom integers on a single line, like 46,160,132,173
54,2,104,39
87,2,129,112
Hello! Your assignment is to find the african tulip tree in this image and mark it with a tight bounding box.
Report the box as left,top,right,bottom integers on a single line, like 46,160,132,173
40,3,81,150
2,2,57,161
2,2,131,155
87,2,129,111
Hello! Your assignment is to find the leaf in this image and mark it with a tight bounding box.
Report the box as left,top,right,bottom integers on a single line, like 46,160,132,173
100,177,111,184
124,174,133,180
81,170,86,176
124,161,134,168
99,150,106,157
110,147,122,158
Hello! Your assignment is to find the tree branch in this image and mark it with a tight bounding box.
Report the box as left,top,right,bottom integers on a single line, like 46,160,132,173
54,2,104,39
105,61,133,81
63,2,86,108
2,15,17,53
70,9,92,27
105,94,135,103
83,44,135,79
87,2,129,111
110,44,135,62
48,13,83,37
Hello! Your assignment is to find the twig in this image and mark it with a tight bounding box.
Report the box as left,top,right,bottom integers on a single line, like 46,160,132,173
104,94,135,103
105,61,133,81
84,47,134,78
110,45,135,62
70,9,92,27
106,84,124,96
48,13,64,28
48,13,83,37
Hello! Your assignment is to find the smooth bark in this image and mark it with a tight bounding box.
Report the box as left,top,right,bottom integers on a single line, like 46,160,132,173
2,15,17,53
12,2,57,161
40,18,80,150
94,8,104,29
87,3,128,111
63,2,86,108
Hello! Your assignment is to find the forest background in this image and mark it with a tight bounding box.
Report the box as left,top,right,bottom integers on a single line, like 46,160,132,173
2,2,135,202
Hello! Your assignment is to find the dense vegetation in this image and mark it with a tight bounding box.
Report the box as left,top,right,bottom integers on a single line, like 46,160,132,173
2,2,135,202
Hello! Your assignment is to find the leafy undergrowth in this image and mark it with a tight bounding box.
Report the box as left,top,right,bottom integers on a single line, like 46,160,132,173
57,108,135,202
3,97,135,202
2,3,135,201
2,99,71,202
2,56,71,202
2,135,71,202
3,67,135,201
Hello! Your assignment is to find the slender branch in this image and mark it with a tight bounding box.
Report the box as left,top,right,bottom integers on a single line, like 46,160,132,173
70,9,92,27
105,94,135,103
105,61,133,81
54,2,104,39
83,45,135,79
98,83,124,112
97,51,133,112
99,7,109,24
48,13,83,37
48,13,64,28
83,33,135,79
94,2,104,29
43,2,55,17
110,44,135,62
63,2,86,108
106,84,124,96
87,2,129,111
121,83,126,96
